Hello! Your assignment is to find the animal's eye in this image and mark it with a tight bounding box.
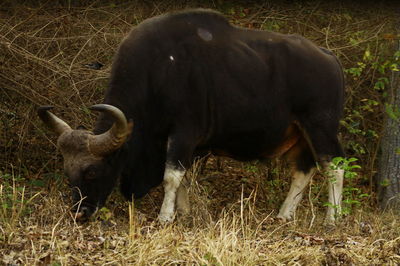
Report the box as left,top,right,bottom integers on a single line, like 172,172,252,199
83,166,97,180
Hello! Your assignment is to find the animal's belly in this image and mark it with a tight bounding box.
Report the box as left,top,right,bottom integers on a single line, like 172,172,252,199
264,123,301,158
211,123,301,161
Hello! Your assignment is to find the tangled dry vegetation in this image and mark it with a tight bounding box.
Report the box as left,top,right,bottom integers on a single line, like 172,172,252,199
2,159,400,265
1,1,399,265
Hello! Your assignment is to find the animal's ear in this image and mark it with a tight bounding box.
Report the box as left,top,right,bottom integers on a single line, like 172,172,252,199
77,125,87,130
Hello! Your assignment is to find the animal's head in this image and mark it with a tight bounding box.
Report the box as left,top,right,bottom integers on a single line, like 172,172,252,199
38,104,133,221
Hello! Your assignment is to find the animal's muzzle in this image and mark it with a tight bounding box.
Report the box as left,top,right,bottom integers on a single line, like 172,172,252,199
72,204,98,221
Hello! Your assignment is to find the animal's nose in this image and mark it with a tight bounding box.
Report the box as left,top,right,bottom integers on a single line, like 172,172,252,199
73,206,90,221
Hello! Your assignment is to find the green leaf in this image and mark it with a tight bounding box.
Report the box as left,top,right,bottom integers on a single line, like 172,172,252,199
391,63,399,71
363,48,371,61
30,180,45,187
394,51,400,60
379,178,390,187
385,103,400,121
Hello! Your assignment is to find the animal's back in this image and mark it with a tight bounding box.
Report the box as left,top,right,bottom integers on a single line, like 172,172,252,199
105,8,344,160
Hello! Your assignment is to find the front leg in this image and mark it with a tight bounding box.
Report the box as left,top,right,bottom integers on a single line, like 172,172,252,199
158,133,197,223
158,165,186,223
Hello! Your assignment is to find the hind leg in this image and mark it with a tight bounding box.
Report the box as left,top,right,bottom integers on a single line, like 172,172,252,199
324,161,344,223
277,138,316,221
300,120,345,223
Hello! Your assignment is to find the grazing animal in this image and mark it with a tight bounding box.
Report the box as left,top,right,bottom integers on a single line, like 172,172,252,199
38,9,345,223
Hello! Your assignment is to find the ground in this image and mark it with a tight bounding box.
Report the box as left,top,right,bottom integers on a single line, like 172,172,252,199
2,156,400,264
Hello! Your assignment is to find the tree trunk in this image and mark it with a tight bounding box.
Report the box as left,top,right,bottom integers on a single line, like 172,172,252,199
377,34,400,211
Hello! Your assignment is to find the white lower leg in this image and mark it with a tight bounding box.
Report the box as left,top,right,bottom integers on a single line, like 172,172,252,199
277,168,316,221
325,163,344,223
158,165,185,223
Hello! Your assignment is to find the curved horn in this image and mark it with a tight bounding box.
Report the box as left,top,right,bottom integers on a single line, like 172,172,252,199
88,104,132,155
38,106,72,136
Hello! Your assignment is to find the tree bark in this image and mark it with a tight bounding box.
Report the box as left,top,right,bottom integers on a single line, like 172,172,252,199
377,33,400,211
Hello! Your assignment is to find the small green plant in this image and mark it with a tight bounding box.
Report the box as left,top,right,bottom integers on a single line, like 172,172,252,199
343,46,399,143
331,157,361,178
97,206,112,222
385,103,400,122
341,46,400,158
327,157,367,216
0,171,40,231
244,161,260,174
344,61,366,78
341,108,378,156
262,20,282,31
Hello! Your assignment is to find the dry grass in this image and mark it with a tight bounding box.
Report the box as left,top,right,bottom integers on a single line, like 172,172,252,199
2,161,400,265
1,1,399,265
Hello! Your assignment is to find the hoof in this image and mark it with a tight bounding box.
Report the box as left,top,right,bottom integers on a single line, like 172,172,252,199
323,218,336,228
177,206,190,217
324,213,339,226
158,213,175,224
276,214,291,223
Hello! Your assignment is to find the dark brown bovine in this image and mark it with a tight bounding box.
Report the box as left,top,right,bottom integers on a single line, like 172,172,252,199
39,9,345,223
